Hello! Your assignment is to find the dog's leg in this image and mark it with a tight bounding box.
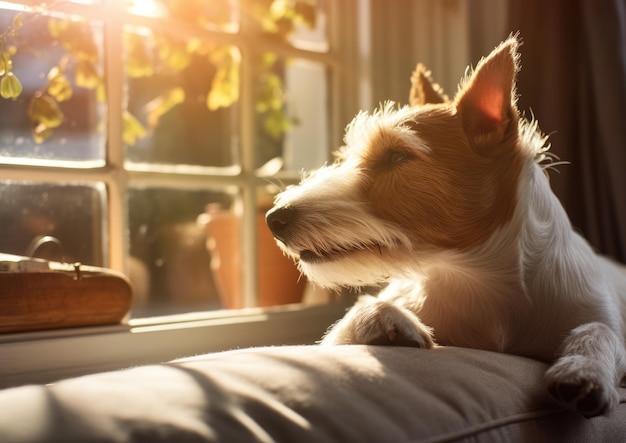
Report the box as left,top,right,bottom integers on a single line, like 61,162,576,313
320,295,435,348
545,322,626,417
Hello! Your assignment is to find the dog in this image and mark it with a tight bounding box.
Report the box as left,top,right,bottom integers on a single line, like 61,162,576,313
265,36,626,417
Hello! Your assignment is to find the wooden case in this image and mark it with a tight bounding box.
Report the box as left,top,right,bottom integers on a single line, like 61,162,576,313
0,256,132,333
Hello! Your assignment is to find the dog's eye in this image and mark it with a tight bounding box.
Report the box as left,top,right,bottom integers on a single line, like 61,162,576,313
372,148,413,170
389,151,407,164
382,150,410,168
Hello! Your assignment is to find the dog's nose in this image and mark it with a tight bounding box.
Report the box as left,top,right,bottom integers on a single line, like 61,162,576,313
266,206,295,242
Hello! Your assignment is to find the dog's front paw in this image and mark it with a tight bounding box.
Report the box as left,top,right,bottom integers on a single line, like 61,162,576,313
546,355,619,417
321,296,434,348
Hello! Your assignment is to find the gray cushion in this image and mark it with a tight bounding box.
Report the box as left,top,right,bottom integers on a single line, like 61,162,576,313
0,345,624,442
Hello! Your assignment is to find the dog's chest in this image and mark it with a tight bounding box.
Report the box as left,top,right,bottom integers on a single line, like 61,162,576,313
419,299,511,351
416,278,530,353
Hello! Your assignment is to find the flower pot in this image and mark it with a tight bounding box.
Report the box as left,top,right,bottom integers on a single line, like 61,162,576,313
203,204,305,309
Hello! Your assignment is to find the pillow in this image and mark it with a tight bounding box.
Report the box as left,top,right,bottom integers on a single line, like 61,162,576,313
0,345,624,442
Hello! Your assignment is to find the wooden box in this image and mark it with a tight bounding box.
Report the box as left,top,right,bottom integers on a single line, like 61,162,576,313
0,256,132,333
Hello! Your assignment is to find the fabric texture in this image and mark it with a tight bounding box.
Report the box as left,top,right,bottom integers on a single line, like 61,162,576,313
0,345,625,442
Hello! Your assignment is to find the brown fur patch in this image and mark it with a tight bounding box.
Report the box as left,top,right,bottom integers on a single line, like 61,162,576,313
362,105,523,250
409,63,449,106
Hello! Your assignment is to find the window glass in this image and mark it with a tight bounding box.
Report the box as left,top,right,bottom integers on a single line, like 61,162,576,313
0,181,107,265
287,1,328,51
282,58,329,171
123,27,240,170
127,187,235,316
246,0,326,51
0,0,334,323
255,55,329,171
0,8,105,166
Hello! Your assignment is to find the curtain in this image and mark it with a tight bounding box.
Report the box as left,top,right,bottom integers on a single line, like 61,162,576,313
508,0,626,262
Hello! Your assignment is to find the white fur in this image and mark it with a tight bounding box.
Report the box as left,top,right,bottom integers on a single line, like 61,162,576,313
272,158,415,288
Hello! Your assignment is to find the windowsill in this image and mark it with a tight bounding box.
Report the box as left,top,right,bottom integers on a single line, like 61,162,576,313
0,302,351,389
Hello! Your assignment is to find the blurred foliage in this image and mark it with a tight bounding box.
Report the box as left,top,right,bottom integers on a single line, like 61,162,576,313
0,0,317,145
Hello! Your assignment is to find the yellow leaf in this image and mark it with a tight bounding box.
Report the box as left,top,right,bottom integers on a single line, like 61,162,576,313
269,0,291,21
0,52,14,76
145,87,185,128
47,66,61,80
206,55,239,110
33,123,54,144
125,33,154,78
49,18,99,63
158,38,191,72
13,12,23,29
261,52,278,68
47,70,73,102
75,60,100,89
0,73,23,99
294,1,317,28
28,94,64,128
263,109,291,140
122,110,147,145
48,18,64,39
0,54,7,76
96,81,106,103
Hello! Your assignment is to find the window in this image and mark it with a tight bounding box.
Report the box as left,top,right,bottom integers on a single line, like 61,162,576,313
0,0,362,385
0,0,359,314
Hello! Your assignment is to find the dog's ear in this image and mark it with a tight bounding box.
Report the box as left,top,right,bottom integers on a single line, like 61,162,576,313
454,37,520,154
409,63,448,106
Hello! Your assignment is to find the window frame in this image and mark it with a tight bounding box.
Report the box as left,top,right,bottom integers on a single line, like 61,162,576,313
0,0,365,387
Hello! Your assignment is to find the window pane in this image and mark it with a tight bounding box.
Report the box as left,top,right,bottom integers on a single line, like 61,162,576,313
0,8,105,166
256,56,329,171
123,27,239,169
128,187,310,317
0,181,107,265
244,0,327,52
288,1,328,52
127,187,235,317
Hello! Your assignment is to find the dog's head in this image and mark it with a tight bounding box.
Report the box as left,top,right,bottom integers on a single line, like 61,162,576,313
266,36,532,288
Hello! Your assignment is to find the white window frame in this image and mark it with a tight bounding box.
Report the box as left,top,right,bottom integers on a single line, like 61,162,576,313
0,0,365,388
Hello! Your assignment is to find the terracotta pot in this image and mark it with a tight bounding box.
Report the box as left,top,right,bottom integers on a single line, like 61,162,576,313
204,205,305,309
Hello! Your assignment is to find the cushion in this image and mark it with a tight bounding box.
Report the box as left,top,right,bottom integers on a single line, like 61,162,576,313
0,345,624,442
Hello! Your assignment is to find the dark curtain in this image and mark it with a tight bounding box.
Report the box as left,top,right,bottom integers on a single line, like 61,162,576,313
508,0,626,263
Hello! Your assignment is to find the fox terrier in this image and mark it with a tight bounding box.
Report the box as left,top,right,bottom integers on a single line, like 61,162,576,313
266,36,626,417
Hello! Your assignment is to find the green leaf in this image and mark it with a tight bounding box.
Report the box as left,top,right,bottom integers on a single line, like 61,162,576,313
28,94,64,128
0,72,23,99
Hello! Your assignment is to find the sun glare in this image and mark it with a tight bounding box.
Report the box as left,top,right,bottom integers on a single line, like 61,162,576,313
126,0,165,18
